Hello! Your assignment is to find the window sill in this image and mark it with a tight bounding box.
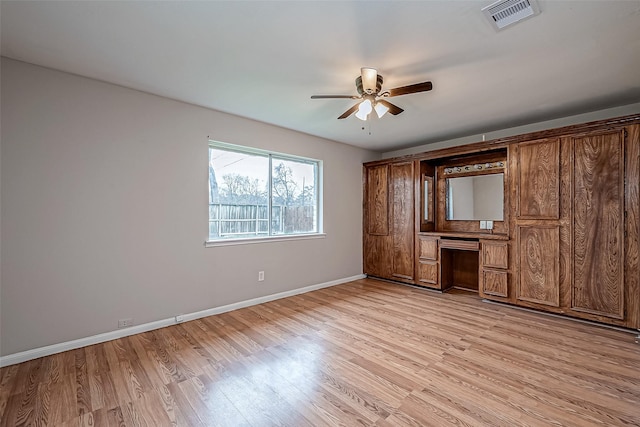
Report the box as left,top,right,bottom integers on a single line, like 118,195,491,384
205,233,326,248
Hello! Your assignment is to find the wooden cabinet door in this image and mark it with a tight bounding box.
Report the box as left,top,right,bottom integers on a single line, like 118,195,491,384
514,138,563,308
571,130,625,319
418,236,438,261
517,225,560,306
366,164,389,236
482,270,508,298
482,242,508,269
417,261,439,286
363,164,391,278
517,139,560,219
390,162,415,282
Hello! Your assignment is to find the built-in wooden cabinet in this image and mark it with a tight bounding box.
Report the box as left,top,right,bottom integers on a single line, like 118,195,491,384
363,114,640,330
569,130,629,321
363,163,391,279
390,162,415,282
481,269,508,298
514,138,563,308
363,161,415,284
516,138,560,219
516,225,560,307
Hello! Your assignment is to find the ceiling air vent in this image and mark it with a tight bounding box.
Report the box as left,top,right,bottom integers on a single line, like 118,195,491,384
482,0,541,31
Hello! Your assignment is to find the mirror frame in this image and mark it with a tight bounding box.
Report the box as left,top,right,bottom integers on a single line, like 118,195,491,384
435,152,508,235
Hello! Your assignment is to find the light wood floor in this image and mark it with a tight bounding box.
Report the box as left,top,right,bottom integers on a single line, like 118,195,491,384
1,278,639,426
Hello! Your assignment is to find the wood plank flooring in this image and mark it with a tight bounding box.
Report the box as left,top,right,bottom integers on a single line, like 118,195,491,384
1,278,639,426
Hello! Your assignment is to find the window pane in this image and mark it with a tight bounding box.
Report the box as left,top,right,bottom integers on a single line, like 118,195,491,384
271,158,317,235
209,147,269,239
208,142,321,242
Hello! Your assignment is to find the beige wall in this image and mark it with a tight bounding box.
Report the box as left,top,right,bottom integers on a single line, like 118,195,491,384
383,102,640,158
0,58,379,356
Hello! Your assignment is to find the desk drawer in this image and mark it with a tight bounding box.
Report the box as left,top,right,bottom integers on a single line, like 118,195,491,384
439,239,479,251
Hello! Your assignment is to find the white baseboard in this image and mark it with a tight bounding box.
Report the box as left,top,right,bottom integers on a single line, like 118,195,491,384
0,274,365,367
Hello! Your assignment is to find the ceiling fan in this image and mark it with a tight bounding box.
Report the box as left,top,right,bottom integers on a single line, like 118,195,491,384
311,67,433,120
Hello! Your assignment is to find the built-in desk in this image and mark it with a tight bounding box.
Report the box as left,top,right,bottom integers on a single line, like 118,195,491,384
439,239,480,292
416,234,509,296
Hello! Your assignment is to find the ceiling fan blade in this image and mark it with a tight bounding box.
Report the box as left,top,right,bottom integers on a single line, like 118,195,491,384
337,103,360,119
311,95,360,99
387,81,433,97
377,99,404,115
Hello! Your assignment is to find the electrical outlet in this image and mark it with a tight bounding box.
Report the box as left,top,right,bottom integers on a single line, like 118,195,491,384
175,314,185,323
486,220,494,230
480,220,487,229
258,271,265,282
118,318,133,328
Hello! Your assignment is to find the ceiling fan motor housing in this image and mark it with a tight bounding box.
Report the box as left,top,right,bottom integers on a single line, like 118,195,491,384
356,75,384,96
310,68,432,120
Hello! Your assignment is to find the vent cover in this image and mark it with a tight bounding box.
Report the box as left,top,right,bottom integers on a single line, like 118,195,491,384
482,0,541,31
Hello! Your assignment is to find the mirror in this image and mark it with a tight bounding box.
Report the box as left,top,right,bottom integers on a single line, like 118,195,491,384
423,176,433,222
446,173,504,220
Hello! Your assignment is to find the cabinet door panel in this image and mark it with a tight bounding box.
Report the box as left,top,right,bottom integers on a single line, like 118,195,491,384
364,236,391,278
482,242,508,269
517,139,560,219
418,236,438,260
366,165,389,236
517,225,560,306
483,270,508,298
418,261,439,285
391,162,415,281
572,131,625,319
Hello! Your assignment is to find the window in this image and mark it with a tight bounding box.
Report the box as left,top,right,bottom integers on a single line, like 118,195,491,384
207,141,321,242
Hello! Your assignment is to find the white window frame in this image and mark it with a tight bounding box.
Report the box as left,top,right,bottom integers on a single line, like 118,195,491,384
205,141,324,247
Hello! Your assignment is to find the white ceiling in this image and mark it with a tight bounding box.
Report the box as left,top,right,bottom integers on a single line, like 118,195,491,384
2,1,640,152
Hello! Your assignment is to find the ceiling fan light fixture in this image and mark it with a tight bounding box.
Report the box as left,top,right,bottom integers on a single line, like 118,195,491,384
311,68,432,120
361,67,378,94
355,110,368,121
375,102,389,118
355,98,373,121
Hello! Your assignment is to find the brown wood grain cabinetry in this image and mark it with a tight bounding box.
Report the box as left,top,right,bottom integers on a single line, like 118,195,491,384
363,161,415,284
571,130,625,319
418,235,438,260
517,139,560,219
624,125,640,330
363,164,391,279
482,269,508,298
510,127,639,328
366,164,389,235
363,115,640,330
513,138,564,309
417,261,439,286
390,162,415,282
516,225,560,306
482,241,508,269
480,241,509,298
416,235,439,287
